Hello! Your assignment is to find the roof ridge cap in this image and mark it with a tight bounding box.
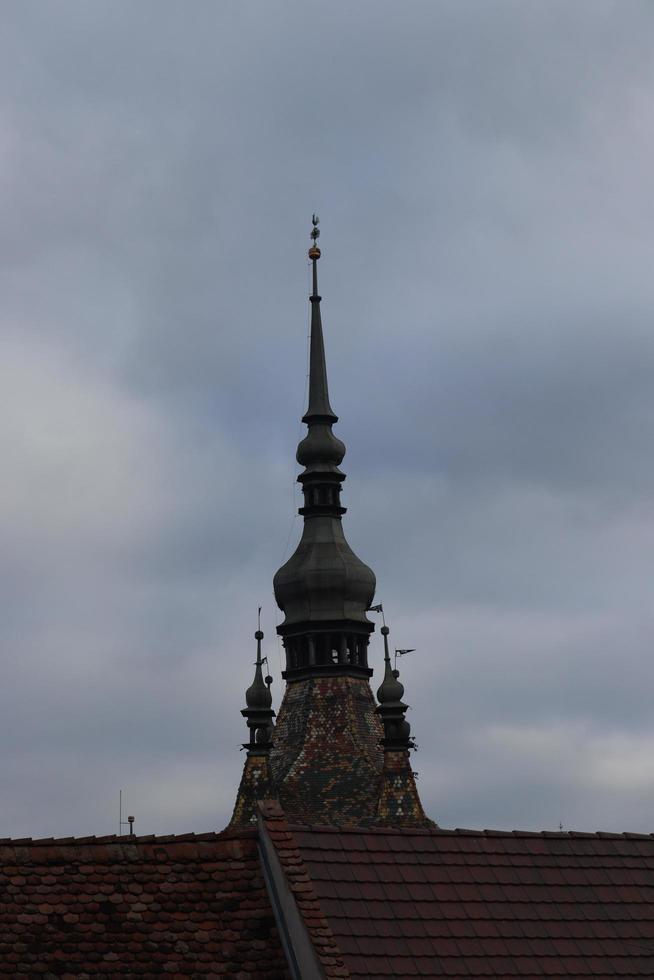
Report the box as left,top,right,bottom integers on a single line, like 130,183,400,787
288,822,654,839
0,828,258,846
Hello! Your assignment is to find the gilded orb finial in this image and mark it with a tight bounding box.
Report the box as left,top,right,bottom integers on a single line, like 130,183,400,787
308,213,321,260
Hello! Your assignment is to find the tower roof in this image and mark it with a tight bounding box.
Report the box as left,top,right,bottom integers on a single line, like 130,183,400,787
273,220,376,674
265,223,427,829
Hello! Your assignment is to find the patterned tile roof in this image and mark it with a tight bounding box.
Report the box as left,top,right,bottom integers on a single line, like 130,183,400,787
288,824,654,979
269,675,385,826
0,829,289,978
5,817,654,977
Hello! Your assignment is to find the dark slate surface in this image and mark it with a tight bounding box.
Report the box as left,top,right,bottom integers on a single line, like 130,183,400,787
291,825,654,979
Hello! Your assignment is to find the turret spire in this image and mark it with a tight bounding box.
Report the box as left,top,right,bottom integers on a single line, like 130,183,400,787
376,623,414,751
241,611,275,752
228,614,277,828
372,613,434,827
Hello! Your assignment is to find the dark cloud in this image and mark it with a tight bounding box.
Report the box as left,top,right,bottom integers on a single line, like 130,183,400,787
1,1,653,837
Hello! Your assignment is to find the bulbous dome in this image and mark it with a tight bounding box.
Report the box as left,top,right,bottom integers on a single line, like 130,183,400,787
245,669,272,710
274,517,376,627
244,630,273,710
377,666,405,705
296,423,345,468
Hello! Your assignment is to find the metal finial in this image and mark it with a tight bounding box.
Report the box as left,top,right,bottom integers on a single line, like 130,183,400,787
309,214,321,261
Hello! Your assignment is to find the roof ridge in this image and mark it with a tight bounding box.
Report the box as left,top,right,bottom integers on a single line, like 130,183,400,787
288,823,654,839
5,824,654,846
0,828,258,846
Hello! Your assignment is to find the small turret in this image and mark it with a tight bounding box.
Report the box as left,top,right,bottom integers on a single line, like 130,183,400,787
241,624,275,752
227,621,276,829
373,617,434,827
376,625,414,751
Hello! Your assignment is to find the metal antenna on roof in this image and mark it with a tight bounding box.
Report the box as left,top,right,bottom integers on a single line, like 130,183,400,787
119,790,135,837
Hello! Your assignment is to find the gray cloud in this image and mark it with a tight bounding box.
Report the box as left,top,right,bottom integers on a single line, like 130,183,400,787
1,0,654,837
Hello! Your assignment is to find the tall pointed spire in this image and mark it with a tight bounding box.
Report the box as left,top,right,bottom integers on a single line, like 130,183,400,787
304,215,337,423
296,216,345,479
273,218,376,679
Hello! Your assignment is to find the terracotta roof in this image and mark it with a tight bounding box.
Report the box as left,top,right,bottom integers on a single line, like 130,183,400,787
0,828,290,978
288,824,654,979
259,799,351,978
5,819,654,977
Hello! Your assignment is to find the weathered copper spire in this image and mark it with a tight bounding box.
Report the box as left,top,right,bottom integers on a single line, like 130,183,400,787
273,218,376,679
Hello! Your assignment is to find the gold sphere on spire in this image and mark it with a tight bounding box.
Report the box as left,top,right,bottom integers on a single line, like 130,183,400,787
308,245,321,260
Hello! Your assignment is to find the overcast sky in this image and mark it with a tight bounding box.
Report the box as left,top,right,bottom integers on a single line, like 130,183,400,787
2,0,654,838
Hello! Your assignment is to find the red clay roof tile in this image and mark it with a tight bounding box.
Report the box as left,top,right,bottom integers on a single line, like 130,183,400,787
0,829,289,978
286,825,654,979
6,818,654,977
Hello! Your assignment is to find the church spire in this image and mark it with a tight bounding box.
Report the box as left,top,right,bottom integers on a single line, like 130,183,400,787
273,219,376,679
304,215,337,422
263,225,434,828
295,217,346,486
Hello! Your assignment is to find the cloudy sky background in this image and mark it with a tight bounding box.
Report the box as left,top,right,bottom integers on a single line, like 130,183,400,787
2,0,654,838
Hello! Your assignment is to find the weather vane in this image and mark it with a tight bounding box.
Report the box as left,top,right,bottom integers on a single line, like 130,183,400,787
395,647,416,669
311,213,320,242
